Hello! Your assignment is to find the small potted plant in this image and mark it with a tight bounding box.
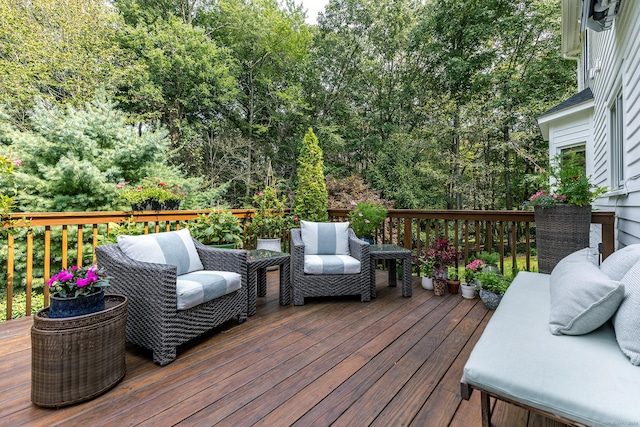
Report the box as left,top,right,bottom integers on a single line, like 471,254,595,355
46,265,110,318
348,200,388,243
461,259,484,299
250,185,291,251
413,249,435,290
476,271,510,309
189,209,244,248
447,267,461,294
478,251,500,274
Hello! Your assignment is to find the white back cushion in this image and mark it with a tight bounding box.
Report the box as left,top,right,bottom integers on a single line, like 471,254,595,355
601,244,640,281
300,221,350,255
118,228,204,275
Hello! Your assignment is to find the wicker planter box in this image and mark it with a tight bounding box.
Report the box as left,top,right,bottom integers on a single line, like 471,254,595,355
31,294,128,408
534,204,591,274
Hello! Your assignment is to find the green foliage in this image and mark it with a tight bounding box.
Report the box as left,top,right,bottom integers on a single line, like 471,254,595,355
47,265,110,298
250,186,292,238
348,201,387,238
188,210,244,247
97,217,147,245
1,94,199,212
0,0,133,125
0,291,45,321
117,177,187,205
478,251,500,266
477,271,511,295
523,154,607,208
294,128,328,222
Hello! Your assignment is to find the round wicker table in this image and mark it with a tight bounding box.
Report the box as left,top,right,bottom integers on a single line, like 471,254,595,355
31,294,128,407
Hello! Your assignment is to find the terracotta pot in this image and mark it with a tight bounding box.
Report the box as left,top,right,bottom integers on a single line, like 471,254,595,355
447,280,460,294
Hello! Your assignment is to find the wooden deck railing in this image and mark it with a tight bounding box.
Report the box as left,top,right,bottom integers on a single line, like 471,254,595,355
1,209,615,320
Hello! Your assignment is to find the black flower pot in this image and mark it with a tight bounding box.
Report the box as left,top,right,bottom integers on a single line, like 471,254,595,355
49,289,105,318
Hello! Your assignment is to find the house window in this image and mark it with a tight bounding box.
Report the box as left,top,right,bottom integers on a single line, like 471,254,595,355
561,145,586,175
610,90,624,188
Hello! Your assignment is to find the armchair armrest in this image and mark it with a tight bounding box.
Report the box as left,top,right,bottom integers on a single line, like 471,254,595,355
95,244,179,317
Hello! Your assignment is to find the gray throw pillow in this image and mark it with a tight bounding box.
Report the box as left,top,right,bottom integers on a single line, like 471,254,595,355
601,244,640,281
613,258,640,365
549,249,624,336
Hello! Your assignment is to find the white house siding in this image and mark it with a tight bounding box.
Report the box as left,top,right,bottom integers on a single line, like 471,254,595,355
553,1,640,248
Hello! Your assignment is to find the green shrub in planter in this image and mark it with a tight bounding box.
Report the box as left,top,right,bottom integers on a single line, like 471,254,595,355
189,210,244,248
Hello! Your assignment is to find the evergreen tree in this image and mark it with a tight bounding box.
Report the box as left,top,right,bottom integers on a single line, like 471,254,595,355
294,128,328,222
3,93,198,212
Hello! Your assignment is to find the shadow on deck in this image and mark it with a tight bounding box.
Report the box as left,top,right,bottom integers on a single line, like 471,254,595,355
0,269,568,426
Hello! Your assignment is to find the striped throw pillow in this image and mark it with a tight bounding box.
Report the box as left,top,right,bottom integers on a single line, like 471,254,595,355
117,228,204,275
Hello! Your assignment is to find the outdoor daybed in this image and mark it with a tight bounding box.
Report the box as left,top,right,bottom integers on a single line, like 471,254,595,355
461,247,640,427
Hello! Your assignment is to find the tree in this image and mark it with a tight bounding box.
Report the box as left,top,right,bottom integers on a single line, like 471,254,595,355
116,15,238,178
199,0,313,200
0,0,132,125
3,94,197,213
294,128,328,221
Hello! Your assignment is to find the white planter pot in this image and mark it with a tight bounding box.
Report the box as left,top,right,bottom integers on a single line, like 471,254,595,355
461,283,476,299
421,276,433,290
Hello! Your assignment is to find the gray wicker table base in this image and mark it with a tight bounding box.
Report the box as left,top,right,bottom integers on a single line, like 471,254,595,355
247,250,291,316
369,244,412,298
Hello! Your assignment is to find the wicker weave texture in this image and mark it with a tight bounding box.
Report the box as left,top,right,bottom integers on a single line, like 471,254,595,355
370,247,413,298
95,239,248,366
290,228,371,306
534,204,592,274
31,295,128,407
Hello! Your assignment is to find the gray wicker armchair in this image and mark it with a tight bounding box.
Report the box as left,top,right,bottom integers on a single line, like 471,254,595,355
96,237,247,366
290,227,370,305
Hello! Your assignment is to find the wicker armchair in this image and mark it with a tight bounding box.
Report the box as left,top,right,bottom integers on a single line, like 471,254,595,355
96,238,247,366
290,227,370,305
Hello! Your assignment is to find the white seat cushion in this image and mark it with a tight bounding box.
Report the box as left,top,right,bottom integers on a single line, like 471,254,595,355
118,228,204,275
463,271,640,426
176,270,242,310
300,221,350,255
304,255,361,275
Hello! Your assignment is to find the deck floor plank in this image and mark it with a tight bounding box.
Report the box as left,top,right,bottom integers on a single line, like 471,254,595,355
0,270,566,426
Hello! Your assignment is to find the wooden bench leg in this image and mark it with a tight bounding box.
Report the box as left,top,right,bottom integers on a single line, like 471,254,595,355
481,391,492,427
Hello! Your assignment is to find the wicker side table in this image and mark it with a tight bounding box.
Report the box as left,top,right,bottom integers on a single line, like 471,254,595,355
369,244,412,298
31,294,128,407
247,249,291,316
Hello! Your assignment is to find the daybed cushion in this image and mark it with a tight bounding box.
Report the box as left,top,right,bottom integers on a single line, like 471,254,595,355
304,255,361,275
463,271,640,426
601,243,640,281
176,270,242,310
548,248,624,335
300,221,350,255
613,258,640,365
117,228,204,275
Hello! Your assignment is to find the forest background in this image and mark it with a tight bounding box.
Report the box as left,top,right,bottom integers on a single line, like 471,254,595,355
0,0,576,213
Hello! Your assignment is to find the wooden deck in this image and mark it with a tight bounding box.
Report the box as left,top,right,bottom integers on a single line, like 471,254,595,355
0,270,567,426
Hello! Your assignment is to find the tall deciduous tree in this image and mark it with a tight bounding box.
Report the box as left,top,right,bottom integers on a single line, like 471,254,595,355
0,0,131,125
199,0,312,200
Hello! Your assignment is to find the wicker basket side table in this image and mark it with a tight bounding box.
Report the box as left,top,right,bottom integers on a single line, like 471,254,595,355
31,294,128,408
